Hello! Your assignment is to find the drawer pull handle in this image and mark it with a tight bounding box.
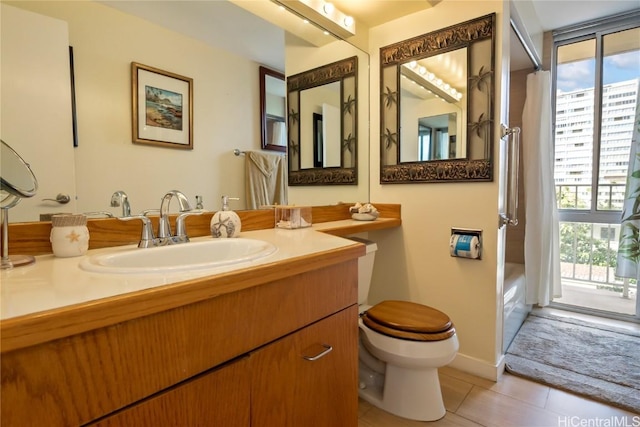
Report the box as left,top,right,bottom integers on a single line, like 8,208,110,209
302,343,333,361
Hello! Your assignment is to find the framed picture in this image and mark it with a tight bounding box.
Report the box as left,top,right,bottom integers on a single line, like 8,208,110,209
131,62,193,149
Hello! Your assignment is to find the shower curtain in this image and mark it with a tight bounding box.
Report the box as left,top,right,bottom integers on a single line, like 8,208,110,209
615,95,640,281
272,121,287,147
522,70,562,306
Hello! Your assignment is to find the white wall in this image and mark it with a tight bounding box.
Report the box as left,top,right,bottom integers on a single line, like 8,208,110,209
7,0,528,379
368,0,511,379
401,96,460,161
299,84,339,169
1,4,77,221
6,0,266,216
511,0,544,65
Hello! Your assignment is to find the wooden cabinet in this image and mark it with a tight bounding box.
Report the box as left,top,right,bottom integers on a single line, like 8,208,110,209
91,306,358,427
1,260,359,426
90,357,250,427
251,306,358,426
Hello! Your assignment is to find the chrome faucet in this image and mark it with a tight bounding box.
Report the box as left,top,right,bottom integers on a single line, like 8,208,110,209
110,190,131,217
118,190,203,248
158,190,193,242
83,211,115,218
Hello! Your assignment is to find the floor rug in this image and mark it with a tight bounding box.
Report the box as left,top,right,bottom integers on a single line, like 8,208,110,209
505,311,640,414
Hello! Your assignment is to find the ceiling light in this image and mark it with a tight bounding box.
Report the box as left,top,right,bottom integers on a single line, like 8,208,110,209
343,15,354,28
401,63,460,104
272,0,356,39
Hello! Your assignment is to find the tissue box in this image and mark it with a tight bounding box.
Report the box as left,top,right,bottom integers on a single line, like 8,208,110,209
275,205,312,229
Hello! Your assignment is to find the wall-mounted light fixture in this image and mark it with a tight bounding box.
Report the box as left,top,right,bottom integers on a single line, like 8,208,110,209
401,61,462,104
272,0,356,39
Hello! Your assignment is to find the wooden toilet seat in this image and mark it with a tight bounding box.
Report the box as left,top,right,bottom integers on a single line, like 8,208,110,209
361,300,456,342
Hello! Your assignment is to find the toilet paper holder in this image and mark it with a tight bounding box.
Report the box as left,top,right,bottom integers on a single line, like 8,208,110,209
450,228,482,260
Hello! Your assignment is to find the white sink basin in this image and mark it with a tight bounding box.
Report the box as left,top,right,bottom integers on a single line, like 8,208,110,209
79,238,277,274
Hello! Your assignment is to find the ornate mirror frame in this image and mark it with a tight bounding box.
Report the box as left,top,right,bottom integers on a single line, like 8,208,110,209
380,13,495,183
287,56,358,186
260,66,287,152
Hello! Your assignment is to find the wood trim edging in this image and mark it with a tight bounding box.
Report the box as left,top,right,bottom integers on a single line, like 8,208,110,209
7,203,401,255
1,244,364,353
1,203,400,352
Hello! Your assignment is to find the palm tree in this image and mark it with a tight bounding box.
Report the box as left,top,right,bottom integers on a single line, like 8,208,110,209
618,222,640,264
288,108,299,125
288,139,299,156
382,128,397,150
468,65,492,92
468,112,492,158
343,133,356,153
618,151,640,264
382,86,397,109
343,95,356,116
468,65,493,158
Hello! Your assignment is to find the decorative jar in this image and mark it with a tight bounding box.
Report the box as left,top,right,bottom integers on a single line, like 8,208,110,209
50,214,89,257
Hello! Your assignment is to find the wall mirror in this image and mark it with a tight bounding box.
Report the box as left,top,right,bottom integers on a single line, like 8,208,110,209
287,56,358,186
380,13,495,183
260,66,286,152
3,1,369,222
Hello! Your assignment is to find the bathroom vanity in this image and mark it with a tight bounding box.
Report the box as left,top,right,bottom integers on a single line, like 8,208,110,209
1,204,401,426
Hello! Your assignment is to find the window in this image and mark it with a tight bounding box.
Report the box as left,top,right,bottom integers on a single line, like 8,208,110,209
600,226,616,241
552,11,640,315
553,14,640,217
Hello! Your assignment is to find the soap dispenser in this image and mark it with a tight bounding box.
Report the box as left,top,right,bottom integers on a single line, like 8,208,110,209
210,196,241,238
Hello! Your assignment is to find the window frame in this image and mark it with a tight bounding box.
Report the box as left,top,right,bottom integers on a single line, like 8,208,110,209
552,10,640,225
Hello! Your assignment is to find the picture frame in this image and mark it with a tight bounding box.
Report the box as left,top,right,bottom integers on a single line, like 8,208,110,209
131,62,193,149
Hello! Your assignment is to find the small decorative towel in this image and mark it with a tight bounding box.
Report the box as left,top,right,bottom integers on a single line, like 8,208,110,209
245,151,287,210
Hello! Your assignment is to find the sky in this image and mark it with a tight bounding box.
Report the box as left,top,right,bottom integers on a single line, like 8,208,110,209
557,50,640,93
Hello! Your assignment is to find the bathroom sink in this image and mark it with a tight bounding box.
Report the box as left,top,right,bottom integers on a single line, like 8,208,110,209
79,238,277,274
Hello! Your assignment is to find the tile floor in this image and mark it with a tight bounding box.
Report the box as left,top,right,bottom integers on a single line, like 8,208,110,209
358,367,639,426
359,308,640,426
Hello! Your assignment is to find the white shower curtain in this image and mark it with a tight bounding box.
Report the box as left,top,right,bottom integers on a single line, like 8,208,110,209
522,70,562,306
272,121,286,147
615,95,640,281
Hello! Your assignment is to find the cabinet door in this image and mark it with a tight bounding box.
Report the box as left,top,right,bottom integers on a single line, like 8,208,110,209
90,357,249,427
251,305,358,427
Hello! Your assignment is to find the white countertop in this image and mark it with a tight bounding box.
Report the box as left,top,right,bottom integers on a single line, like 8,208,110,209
1,226,361,320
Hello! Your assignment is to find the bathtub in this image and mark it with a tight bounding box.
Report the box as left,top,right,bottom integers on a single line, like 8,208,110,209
503,263,531,352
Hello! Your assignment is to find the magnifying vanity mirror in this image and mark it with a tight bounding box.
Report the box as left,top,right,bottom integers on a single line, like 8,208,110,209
1,139,38,268
380,13,495,183
1,140,38,200
287,56,358,185
260,66,286,153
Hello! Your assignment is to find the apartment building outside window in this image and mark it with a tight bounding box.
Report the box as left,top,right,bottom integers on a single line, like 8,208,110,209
551,11,639,318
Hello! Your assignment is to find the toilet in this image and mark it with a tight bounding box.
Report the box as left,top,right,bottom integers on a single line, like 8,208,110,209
351,237,459,422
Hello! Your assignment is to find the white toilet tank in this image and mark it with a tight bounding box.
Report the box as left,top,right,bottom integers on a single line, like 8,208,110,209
347,237,377,305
